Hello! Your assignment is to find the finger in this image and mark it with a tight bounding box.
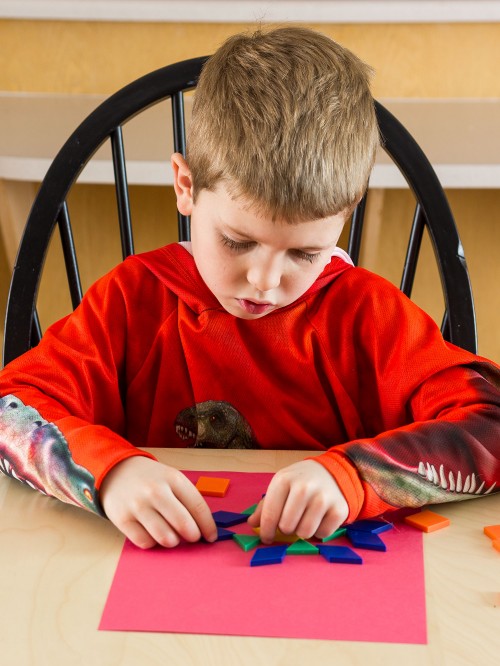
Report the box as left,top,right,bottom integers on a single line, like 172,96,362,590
118,515,174,549
121,520,157,549
136,507,182,548
246,499,263,526
293,503,325,540
294,489,349,540
152,491,204,543
275,485,314,536
170,475,218,542
259,482,291,544
314,506,348,540
145,474,208,542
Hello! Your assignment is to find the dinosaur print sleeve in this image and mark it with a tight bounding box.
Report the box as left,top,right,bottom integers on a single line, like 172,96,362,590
316,363,500,522
310,269,500,523
0,394,103,514
321,348,500,520
0,260,158,512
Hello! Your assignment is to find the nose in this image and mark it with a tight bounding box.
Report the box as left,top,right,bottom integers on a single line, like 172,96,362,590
246,255,282,293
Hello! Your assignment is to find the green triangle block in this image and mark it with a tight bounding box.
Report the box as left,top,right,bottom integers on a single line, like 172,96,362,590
321,527,347,543
233,534,261,552
287,539,319,555
241,503,259,515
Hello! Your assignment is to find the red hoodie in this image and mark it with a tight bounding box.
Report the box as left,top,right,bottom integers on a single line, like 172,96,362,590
0,243,499,521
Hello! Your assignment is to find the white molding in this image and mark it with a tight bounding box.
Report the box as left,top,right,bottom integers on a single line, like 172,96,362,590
1,1,499,24
1,94,500,188
369,164,500,189
2,156,499,189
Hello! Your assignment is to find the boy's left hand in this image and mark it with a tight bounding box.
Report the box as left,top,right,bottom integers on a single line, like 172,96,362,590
247,460,349,543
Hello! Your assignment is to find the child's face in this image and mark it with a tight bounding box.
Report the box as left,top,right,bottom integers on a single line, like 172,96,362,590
191,185,346,319
172,155,347,320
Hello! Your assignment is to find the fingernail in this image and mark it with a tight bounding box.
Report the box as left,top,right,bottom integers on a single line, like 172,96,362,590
203,533,218,543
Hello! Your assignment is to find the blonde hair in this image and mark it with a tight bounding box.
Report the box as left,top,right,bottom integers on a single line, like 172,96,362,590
187,26,379,222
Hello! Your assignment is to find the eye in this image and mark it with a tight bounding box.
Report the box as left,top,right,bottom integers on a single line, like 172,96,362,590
291,249,321,264
210,413,222,426
220,233,254,252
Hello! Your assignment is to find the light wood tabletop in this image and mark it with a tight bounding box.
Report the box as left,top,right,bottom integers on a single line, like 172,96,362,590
1,447,499,666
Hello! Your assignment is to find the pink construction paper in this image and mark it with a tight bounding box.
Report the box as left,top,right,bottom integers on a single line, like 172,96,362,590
99,471,427,643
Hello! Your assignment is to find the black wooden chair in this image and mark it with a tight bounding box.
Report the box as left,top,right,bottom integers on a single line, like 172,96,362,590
2,56,477,367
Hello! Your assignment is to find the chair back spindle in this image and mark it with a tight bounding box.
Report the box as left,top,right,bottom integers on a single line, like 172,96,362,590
110,126,135,259
57,200,84,309
30,309,42,348
400,203,426,297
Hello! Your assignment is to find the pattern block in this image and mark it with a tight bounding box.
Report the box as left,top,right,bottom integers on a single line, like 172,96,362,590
212,510,248,527
483,525,500,540
250,545,288,566
321,527,347,543
195,476,230,497
215,527,235,541
347,529,387,551
348,519,394,534
201,527,234,543
287,539,319,555
252,527,299,544
233,534,261,552
404,510,450,533
318,545,363,564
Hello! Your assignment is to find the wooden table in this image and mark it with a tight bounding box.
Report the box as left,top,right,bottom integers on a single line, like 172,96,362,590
1,447,499,665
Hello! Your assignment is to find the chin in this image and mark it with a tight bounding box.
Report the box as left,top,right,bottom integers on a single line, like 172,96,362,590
236,311,271,320
222,302,273,320
228,308,267,320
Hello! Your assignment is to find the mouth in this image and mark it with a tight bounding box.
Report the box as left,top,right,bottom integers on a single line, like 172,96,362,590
175,424,196,443
237,299,276,315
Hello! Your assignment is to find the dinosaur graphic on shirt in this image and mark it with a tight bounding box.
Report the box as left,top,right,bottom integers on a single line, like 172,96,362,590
175,400,256,449
346,438,497,508
0,394,102,514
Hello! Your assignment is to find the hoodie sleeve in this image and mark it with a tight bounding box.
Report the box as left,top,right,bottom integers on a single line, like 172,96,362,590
311,271,500,523
0,260,158,515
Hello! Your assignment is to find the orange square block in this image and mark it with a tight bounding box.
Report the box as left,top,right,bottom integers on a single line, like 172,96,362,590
484,525,500,541
492,540,500,553
195,476,230,497
404,509,450,533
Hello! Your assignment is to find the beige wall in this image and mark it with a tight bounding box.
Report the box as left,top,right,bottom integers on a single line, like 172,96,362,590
0,20,499,362
1,21,500,97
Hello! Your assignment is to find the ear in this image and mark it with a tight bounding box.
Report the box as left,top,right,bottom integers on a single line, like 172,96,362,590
171,153,194,216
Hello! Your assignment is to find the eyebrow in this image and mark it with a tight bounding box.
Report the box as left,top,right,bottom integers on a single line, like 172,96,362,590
298,246,329,252
222,225,254,241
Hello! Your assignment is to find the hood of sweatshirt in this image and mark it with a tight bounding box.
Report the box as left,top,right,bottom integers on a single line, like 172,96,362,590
134,242,354,316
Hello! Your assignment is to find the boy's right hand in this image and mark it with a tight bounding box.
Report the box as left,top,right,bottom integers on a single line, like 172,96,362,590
99,456,218,549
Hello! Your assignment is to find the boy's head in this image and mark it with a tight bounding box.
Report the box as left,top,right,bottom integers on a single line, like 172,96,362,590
172,26,379,320
186,26,379,221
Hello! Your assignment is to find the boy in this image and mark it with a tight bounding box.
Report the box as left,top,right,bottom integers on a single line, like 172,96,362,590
0,27,499,549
